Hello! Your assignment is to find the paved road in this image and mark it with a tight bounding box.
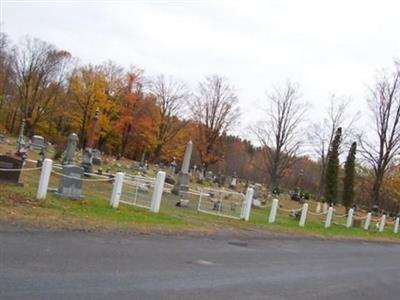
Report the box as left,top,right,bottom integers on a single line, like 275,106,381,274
1,230,399,300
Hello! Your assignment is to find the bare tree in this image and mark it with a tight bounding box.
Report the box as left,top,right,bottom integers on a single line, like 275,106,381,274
12,36,72,135
190,75,240,169
148,74,189,161
358,68,400,206
253,81,308,190
308,96,359,199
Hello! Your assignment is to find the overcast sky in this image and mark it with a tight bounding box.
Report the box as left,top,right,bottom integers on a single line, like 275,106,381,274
1,0,400,141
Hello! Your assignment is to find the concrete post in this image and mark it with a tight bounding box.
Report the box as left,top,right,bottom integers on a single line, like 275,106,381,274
346,208,354,228
316,202,321,213
394,217,399,234
268,198,279,223
325,207,333,228
241,188,254,221
299,203,308,227
379,214,386,232
36,158,53,200
364,212,372,230
110,172,124,208
150,171,166,213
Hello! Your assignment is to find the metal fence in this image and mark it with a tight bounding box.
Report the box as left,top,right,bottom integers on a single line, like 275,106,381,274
120,174,156,209
197,188,246,220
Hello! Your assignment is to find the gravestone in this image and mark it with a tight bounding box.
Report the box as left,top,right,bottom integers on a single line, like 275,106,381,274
172,140,192,195
92,149,102,165
252,184,259,200
0,155,23,184
205,171,214,182
197,165,205,182
168,159,177,176
229,173,237,189
0,133,5,144
62,133,79,165
15,119,27,159
80,149,93,173
191,164,197,179
252,198,262,208
57,165,84,199
215,173,225,187
166,158,177,185
30,135,46,151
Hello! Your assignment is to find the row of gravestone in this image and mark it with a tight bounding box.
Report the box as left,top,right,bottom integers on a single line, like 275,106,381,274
124,140,240,194
0,132,46,150
0,153,84,199
1,132,244,201
1,115,104,199
0,131,104,200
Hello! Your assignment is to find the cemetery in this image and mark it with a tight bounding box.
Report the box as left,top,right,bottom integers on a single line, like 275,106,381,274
3,4,400,298
0,133,399,241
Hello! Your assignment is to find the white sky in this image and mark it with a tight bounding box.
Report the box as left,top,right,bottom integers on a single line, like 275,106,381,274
1,0,400,142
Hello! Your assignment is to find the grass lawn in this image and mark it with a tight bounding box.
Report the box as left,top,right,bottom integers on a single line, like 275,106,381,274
1,143,399,241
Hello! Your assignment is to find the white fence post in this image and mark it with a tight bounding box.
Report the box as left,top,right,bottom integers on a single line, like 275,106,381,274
394,217,399,234
379,214,386,232
36,158,53,200
346,208,354,228
150,171,166,213
268,198,279,223
316,202,321,213
241,188,254,221
364,212,372,230
325,207,333,228
299,203,308,227
110,172,124,208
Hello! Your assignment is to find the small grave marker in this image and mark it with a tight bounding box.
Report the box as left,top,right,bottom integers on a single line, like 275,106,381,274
57,165,84,199
0,155,24,184
30,135,46,151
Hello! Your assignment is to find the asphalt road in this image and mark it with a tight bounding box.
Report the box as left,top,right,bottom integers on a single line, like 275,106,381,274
1,230,400,300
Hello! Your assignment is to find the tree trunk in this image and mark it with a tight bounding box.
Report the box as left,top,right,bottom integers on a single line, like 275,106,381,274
269,150,280,190
317,164,326,200
153,144,163,163
372,172,384,207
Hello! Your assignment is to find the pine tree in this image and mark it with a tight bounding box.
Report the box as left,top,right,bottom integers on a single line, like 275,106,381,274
324,127,342,204
342,142,357,210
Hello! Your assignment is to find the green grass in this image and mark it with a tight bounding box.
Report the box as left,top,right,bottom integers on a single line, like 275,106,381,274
0,145,399,241
248,208,398,240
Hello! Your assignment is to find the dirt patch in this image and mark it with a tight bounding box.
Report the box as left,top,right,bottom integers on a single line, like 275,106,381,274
0,187,40,207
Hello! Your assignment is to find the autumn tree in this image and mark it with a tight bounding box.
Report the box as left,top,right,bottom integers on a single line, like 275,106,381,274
358,68,400,206
190,75,240,169
147,74,189,161
342,142,357,210
381,166,400,214
324,127,342,204
0,32,15,126
67,64,109,148
96,61,127,151
253,81,308,190
12,36,72,135
116,70,158,157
